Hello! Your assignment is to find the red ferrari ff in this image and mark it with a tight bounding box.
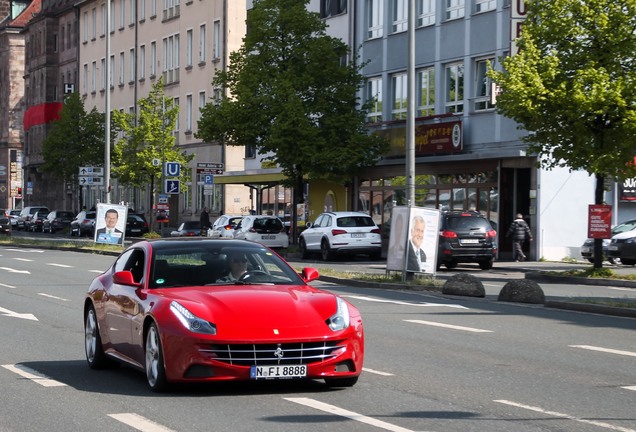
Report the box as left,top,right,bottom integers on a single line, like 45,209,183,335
84,238,364,391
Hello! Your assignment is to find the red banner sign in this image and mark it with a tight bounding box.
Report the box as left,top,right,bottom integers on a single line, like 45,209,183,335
587,204,612,239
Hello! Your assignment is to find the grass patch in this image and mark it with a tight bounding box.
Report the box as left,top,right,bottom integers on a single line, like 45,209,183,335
550,267,636,281
313,267,444,288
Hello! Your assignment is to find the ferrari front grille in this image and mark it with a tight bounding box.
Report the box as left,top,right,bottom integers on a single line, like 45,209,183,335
201,340,346,366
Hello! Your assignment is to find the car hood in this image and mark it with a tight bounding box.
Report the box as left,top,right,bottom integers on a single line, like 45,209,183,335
611,231,636,240
156,285,342,339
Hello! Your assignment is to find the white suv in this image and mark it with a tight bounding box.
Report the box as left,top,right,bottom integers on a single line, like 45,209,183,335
209,214,243,238
299,211,381,261
233,215,289,249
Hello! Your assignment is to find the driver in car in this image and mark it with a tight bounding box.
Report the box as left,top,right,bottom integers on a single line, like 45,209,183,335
217,252,248,282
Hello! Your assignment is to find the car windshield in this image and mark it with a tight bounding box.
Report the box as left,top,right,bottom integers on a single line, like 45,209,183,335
612,220,636,235
149,244,303,288
446,216,492,230
182,221,200,230
336,216,376,228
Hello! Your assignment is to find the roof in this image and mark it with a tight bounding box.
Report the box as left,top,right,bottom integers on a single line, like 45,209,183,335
5,0,41,28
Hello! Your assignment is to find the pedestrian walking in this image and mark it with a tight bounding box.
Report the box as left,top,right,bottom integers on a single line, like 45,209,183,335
200,206,211,237
506,213,532,261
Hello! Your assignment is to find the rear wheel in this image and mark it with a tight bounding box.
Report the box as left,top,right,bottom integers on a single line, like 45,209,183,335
370,250,382,261
299,238,310,259
145,322,168,392
444,260,458,269
321,240,335,261
479,259,494,270
620,258,636,266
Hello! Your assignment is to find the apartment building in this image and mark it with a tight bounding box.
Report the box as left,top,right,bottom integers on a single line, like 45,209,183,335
77,0,249,221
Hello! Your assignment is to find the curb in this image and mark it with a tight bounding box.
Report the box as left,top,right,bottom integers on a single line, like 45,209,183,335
526,271,636,288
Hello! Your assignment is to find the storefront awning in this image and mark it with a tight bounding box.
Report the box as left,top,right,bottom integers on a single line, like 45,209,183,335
212,171,287,185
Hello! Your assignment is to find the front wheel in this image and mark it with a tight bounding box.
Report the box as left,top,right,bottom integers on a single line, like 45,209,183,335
85,305,110,369
479,259,494,270
145,322,168,392
299,238,310,259
321,240,334,261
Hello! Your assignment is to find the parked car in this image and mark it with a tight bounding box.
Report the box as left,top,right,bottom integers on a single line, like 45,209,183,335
43,210,75,233
233,214,290,249
170,221,201,237
0,210,11,235
581,218,636,264
17,206,50,231
607,229,636,265
83,238,363,391
210,214,243,238
299,211,381,261
26,209,51,232
126,214,150,237
8,209,21,227
70,210,97,237
437,210,497,270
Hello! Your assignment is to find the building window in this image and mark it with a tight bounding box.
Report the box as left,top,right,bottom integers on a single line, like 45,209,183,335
150,41,157,77
199,91,206,121
109,55,115,87
91,61,97,92
129,48,136,83
173,97,180,132
391,73,407,120
417,67,435,116
320,0,347,18
110,0,115,32
83,63,88,93
139,0,146,20
445,63,464,113
199,24,206,63
91,8,97,39
151,0,157,18
119,52,125,85
83,11,88,42
120,0,126,28
367,0,383,39
101,3,106,36
366,77,383,123
474,58,494,111
162,34,180,84
139,45,146,79
186,94,193,132
213,20,220,59
475,0,496,13
446,0,464,20
130,0,136,25
186,29,193,66
392,0,407,33
101,58,106,90
418,0,435,27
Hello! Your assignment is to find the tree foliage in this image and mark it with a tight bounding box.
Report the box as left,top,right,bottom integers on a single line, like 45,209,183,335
196,0,387,190
112,79,193,189
489,0,636,183
42,92,106,183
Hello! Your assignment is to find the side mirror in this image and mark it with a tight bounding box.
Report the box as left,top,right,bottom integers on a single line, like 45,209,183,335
301,267,320,283
113,270,141,287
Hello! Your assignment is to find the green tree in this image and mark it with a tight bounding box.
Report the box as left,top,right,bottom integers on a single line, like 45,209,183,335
488,0,636,268
42,92,107,208
196,0,387,236
113,79,193,226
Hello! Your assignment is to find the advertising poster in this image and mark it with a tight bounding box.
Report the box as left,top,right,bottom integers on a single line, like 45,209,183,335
386,206,440,275
94,203,128,245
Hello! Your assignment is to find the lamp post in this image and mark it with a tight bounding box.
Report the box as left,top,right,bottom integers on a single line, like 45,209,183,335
105,0,111,204
406,0,416,206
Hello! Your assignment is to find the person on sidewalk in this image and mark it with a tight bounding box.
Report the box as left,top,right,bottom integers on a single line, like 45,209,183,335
506,213,532,261
200,207,211,237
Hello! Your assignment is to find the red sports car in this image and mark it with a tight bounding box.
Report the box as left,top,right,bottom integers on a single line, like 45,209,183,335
84,238,364,391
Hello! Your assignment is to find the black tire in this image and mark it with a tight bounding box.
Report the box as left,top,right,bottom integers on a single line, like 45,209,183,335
299,237,310,259
321,240,334,261
445,260,458,269
479,259,494,270
620,258,636,266
84,305,110,369
370,250,382,261
324,376,358,388
145,322,168,392
587,258,594,264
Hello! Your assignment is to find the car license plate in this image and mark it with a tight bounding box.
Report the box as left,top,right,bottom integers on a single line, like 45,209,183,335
608,245,618,251
461,239,479,244
581,246,590,253
250,365,307,379
131,229,140,233
261,235,276,240
351,233,365,238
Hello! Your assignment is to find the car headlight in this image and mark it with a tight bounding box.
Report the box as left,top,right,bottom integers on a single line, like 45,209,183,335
327,297,350,331
626,237,636,244
170,301,217,335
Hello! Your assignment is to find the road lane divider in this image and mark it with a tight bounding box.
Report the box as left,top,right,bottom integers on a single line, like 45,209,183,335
404,319,492,333
569,345,636,358
108,413,176,432
2,364,66,387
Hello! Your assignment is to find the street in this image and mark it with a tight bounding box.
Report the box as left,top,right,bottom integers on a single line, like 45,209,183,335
0,246,635,432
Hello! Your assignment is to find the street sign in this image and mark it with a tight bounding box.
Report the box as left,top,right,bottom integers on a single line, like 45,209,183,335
204,174,214,185
79,166,104,176
165,162,180,177
79,176,104,186
158,194,169,204
196,162,224,175
165,179,180,194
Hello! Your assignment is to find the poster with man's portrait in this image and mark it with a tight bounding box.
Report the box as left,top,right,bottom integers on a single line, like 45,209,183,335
94,203,128,245
386,206,440,274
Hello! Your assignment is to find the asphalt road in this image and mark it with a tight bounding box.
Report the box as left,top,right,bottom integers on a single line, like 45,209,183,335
1,246,635,432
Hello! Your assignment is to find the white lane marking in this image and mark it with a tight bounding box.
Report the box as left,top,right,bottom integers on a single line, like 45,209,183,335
38,293,70,302
0,306,38,321
570,345,636,358
0,267,30,274
89,270,104,273
108,413,176,432
285,398,423,432
622,386,636,392
0,283,16,288
344,295,468,309
608,287,636,292
363,367,394,376
13,258,33,262
5,248,44,253
405,319,492,333
46,263,73,268
495,399,636,432
1,364,66,387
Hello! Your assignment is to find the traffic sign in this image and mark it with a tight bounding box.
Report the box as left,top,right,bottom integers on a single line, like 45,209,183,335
79,176,104,186
158,194,169,204
165,162,180,177
165,179,180,194
204,174,214,185
196,162,224,175
79,166,104,176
